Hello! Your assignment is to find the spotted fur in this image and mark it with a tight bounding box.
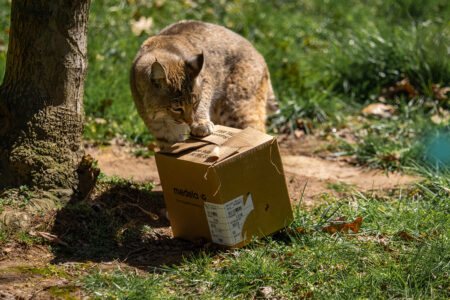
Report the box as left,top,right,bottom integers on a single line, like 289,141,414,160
130,20,278,146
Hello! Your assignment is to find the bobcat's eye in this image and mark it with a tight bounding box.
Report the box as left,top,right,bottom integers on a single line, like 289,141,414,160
171,107,184,114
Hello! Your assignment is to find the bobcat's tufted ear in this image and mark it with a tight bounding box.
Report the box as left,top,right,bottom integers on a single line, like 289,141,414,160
185,53,204,78
150,60,167,81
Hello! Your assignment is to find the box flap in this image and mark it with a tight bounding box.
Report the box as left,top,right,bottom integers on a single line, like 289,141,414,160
159,139,208,154
191,125,241,145
158,125,274,164
158,125,240,155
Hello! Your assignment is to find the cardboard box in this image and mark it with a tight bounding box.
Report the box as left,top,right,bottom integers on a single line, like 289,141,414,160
155,125,293,247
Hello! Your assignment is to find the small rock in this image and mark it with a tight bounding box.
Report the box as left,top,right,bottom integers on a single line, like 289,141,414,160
0,211,31,232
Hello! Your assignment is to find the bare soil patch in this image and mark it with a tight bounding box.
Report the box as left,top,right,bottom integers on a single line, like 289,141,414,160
85,135,418,208
0,244,88,299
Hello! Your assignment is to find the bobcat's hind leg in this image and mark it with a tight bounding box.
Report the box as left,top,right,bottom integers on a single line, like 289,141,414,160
211,71,269,132
211,92,267,132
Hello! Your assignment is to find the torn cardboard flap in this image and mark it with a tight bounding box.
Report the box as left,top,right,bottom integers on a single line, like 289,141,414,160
192,125,241,145
160,125,273,164
160,139,209,154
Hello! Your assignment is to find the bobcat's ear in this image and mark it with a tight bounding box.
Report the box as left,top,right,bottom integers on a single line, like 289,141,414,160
150,61,167,81
185,53,204,78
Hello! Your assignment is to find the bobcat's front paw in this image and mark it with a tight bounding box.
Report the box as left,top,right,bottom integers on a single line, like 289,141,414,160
190,120,214,137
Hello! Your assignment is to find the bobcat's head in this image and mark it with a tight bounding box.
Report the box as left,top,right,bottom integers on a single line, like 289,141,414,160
132,51,204,126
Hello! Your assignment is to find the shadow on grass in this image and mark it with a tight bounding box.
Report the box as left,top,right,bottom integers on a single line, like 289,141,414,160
50,184,204,270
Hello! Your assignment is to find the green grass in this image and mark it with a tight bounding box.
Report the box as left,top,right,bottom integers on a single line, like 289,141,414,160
83,166,449,299
326,181,357,193
1,1,449,148
0,185,35,212
333,100,450,170
0,1,449,297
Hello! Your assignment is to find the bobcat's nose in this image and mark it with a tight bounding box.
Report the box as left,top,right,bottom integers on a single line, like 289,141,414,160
183,114,194,125
183,108,194,125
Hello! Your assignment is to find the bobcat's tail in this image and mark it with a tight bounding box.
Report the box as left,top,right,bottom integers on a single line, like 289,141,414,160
266,76,279,114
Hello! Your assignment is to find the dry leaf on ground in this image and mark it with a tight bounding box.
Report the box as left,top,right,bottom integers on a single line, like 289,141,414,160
378,153,400,164
381,77,418,99
432,84,450,102
397,230,416,241
294,129,305,139
362,103,397,118
257,286,274,298
322,216,363,234
130,16,153,36
430,107,450,124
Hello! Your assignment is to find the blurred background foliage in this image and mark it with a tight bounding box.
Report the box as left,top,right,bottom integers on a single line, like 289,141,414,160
0,0,449,168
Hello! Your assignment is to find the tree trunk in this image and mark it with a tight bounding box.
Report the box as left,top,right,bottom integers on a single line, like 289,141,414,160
0,0,91,191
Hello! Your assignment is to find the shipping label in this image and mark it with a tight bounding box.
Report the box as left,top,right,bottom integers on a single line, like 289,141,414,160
204,194,254,246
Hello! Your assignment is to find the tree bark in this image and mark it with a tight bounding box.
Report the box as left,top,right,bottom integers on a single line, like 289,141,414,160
0,0,91,190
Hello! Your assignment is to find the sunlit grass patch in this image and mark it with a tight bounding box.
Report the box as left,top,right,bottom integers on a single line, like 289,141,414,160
82,166,449,298
0,1,448,172
84,271,165,299
334,101,449,170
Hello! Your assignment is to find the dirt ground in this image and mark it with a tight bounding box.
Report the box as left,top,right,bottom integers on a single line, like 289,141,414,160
0,135,419,299
85,134,418,208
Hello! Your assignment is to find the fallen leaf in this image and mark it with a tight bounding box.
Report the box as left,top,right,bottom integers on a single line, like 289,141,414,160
377,236,398,253
362,103,397,118
94,118,106,125
2,247,12,253
257,286,274,298
397,230,414,240
294,129,304,139
322,216,362,234
296,119,313,132
296,227,307,233
381,77,418,99
409,188,419,196
331,215,347,222
432,84,450,102
430,107,450,124
130,16,153,36
378,153,400,163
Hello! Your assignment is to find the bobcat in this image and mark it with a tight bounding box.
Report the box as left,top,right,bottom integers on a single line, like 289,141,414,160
130,20,278,147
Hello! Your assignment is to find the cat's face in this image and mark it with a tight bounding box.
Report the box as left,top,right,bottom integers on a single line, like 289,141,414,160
135,52,203,126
